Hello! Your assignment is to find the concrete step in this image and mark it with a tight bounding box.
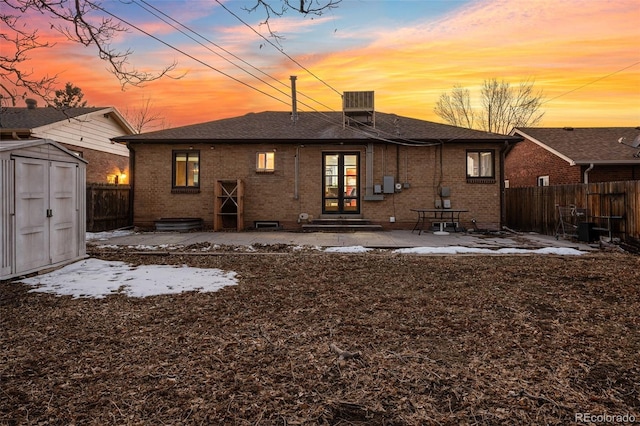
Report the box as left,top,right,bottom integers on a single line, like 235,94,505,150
302,218,382,232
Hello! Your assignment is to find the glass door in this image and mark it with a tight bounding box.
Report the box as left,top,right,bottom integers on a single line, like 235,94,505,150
323,153,359,214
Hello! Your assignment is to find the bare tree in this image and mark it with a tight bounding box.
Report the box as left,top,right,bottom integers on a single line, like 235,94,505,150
1,0,179,105
433,85,475,129
479,78,544,134
434,78,544,135
245,0,341,38
124,97,168,133
0,11,58,106
1,0,341,106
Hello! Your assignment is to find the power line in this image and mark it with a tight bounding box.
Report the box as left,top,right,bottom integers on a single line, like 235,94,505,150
214,0,343,98
93,3,292,109
96,3,447,146
132,0,292,102
134,0,335,112
544,60,640,104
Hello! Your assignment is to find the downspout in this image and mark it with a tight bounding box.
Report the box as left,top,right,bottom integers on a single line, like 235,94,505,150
396,144,400,186
127,142,135,228
500,141,510,229
365,143,374,196
583,163,594,184
294,146,299,200
583,163,594,214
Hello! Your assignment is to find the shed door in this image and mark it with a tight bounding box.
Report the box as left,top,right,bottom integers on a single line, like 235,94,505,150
15,158,49,272
50,162,78,264
14,158,78,272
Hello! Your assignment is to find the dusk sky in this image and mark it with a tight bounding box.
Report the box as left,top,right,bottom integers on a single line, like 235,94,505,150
8,0,640,130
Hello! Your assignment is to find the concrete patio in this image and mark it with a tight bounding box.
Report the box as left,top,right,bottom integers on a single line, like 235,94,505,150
90,229,596,252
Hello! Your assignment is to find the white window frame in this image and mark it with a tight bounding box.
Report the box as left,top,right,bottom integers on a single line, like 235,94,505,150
466,150,494,178
537,175,549,186
256,152,275,172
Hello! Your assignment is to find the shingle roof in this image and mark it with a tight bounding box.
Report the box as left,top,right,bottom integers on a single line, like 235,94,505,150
513,127,640,164
0,107,108,129
113,111,520,144
0,138,88,163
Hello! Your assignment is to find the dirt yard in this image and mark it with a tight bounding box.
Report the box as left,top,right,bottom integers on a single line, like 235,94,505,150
2,245,639,425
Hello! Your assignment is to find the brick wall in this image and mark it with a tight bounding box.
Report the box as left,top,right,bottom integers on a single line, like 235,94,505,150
506,138,640,187
505,138,581,187
588,165,640,182
130,142,504,231
61,142,129,184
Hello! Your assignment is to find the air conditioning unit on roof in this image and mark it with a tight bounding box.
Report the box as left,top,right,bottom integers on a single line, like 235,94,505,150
343,91,374,111
343,91,375,128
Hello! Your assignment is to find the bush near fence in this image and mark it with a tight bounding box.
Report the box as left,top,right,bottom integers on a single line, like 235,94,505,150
505,180,639,241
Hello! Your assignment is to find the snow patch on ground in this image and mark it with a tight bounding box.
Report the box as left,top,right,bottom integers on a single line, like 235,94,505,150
18,234,585,299
323,246,373,253
393,246,585,256
19,258,237,299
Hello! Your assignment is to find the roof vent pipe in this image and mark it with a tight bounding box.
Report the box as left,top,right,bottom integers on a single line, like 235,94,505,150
290,76,298,123
25,98,37,109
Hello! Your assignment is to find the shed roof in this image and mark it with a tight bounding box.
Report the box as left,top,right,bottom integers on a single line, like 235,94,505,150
511,127,640,165
0,138,88,163
113,111,520,144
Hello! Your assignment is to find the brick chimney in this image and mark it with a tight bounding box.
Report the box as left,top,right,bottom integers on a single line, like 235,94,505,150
25,98,37,109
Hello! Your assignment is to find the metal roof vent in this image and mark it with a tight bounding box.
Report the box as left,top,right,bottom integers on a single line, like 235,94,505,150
343,91,375,128
25,98,37,109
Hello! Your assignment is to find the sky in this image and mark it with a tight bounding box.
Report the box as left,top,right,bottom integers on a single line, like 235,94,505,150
4,0,640,130
17,229,584,299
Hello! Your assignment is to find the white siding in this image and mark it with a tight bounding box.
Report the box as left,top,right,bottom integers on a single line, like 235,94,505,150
32,111,130,156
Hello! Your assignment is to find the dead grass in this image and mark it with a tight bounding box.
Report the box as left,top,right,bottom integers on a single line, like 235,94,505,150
1,247,639,425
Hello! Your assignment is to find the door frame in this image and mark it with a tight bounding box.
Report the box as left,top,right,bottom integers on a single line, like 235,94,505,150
322,152,360,215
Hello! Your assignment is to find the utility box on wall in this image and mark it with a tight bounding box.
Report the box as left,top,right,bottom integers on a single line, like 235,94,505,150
383,175,395,194
1,139,87,280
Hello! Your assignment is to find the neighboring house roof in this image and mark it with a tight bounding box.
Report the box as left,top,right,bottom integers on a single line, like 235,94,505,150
511,127,640,165
0,106,136,134
113,111,521,144
1,105,135,156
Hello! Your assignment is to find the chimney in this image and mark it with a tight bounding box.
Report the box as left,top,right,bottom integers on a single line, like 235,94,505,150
25,98,37,109
290,76,298,123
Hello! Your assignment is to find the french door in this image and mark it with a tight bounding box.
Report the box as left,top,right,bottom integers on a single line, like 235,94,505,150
323,153,359,214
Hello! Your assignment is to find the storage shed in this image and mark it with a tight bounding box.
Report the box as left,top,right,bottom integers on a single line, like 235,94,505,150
1,139,87,280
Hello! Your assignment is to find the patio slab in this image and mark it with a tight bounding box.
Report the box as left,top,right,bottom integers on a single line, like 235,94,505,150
90,229,596,252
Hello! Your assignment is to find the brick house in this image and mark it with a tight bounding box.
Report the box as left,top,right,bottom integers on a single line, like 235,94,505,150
113,103,521,231
1,98,135,184
505,127,640,188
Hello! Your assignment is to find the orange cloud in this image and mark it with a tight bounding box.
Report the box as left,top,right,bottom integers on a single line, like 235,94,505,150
4,0,639,129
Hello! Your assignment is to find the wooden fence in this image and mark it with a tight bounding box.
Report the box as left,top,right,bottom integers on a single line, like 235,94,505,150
505,180,639,241
86,184,132,232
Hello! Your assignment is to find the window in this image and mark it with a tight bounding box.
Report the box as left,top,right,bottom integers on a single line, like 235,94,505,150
256,152,275,172
466,150,494,178
173,151,200,188
537,175,549,186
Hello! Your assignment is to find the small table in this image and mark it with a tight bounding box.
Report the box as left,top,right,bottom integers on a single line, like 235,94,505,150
590,215,624,241
411,208,468,235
